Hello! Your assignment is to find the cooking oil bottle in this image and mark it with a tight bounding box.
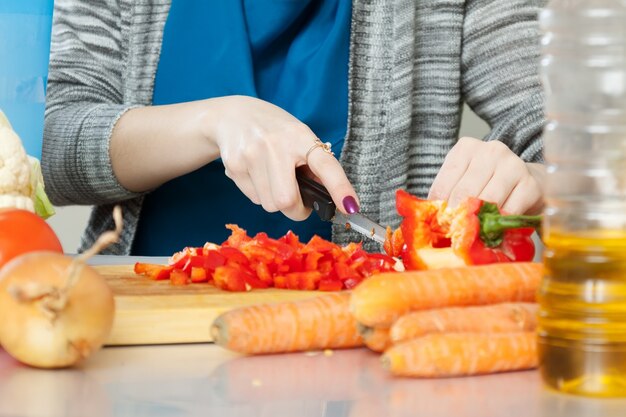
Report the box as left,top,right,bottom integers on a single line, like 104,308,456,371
538,0,626,397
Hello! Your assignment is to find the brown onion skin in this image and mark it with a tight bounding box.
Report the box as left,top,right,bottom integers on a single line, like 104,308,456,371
0,251,115,368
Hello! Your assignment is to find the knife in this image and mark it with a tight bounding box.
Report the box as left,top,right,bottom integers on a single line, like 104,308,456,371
296,172,387,244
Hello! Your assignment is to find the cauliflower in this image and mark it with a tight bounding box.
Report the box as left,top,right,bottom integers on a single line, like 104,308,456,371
0,110,55,218
0,110,11,130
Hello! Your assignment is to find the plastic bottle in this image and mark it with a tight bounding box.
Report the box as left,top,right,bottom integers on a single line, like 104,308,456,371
0,0,54,159
538,0,626,397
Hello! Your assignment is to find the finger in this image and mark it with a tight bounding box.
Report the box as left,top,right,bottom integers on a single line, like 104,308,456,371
297,165,321,183
428,137,478,201
477,163,524,208
477,176,516,208
266,154,311,221
501,177,543,215
230,175,262,206
248,161,279,213
306,147,358,214
224,162,261,205
447,157,496,208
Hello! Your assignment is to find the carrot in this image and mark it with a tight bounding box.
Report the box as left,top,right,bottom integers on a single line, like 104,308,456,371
382,332,538,377
357,324,392,353
350,262,542,327
390,302,538,344
211,293,363,354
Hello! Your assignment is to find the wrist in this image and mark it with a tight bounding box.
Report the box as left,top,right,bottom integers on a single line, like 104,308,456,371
193,98,224,155
196,96,249,152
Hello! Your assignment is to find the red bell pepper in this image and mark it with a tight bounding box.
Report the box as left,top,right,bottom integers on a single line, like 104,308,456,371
452,197,540,265
388,190,541,270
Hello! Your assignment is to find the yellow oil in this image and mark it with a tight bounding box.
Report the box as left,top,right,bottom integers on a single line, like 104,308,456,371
538,231,626,397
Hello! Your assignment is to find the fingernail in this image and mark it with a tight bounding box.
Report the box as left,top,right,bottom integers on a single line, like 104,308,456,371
342,196,359,214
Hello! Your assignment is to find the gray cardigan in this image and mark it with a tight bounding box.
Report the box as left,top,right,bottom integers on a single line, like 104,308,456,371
43,0,545,254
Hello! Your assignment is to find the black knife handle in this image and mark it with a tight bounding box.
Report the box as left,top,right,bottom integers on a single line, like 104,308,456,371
296,171,336,222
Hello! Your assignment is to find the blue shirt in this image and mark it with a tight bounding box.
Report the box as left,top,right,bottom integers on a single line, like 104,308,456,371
131,0,351,255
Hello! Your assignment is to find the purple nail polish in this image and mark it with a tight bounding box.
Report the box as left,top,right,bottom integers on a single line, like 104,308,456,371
342,196,359,214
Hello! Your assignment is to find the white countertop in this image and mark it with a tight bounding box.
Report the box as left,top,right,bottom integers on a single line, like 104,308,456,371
2,255,624,417
1,344,626,417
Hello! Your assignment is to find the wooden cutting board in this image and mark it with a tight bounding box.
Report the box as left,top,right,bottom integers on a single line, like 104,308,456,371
96,265,321,346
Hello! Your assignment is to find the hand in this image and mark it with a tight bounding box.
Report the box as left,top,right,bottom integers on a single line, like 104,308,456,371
428,137,545,214
201,96,358,221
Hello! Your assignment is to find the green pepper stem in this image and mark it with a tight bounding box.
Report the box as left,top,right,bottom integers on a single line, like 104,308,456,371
478,213,541,248
480,214,542,235
477,202,542,248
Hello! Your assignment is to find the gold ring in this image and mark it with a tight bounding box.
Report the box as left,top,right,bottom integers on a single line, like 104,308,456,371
305,138,334,165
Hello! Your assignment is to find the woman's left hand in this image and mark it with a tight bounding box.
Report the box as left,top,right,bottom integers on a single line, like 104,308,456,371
428,137,545,215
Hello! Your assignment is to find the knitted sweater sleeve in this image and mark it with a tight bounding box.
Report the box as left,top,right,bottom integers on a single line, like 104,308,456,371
42,0,142,206
461,0,546,163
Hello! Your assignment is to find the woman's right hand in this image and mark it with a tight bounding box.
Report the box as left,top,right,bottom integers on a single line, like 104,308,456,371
199,96,358,220
111,95,358,221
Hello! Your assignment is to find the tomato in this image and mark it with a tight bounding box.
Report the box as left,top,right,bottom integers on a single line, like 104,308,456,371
0,209,63,269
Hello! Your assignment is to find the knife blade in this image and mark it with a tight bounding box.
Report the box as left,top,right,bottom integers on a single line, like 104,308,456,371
296,172,387,244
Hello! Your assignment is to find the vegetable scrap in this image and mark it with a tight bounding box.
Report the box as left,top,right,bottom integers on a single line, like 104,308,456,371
134,224,397,291
384,190,541,270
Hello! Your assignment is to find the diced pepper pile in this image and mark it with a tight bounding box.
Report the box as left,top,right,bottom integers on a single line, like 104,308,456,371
134,225,397,291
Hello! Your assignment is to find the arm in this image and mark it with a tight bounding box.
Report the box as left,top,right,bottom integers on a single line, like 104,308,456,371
42,0,142,206
43,1,356,219
43,1,223,205
111,96,359,220
429,0,546,214
461,0,545,162
43,2,357,220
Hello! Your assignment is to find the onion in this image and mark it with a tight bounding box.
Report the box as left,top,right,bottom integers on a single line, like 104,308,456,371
0,207,122,368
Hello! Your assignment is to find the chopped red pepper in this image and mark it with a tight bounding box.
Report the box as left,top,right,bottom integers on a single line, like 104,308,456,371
254,262,273,284
214,265,247,291
318,279,343,292
190,267,208,283
135,224,398,291
170,269,189,286
134,262,173,281
223,224,252,248
304,251,324,271
219,246,248,265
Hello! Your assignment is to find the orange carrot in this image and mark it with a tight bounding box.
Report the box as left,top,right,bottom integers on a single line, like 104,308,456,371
351,262,542,327
211,293,363,354
357,324,392,353
382,332,538,377
390,302,538,343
